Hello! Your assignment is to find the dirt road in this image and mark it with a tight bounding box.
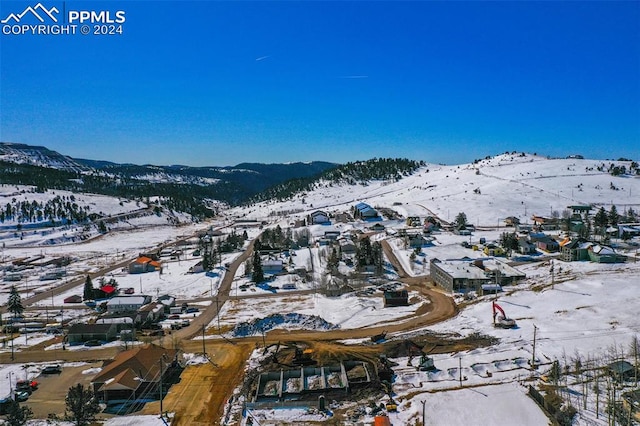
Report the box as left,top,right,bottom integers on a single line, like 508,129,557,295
163,239,256,343
141,342,253,426
2,232,458,425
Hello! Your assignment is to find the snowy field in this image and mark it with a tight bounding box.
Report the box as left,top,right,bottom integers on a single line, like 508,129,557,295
212,291,425,337
230,154,640,230
236,260,639,425
1,154,639,425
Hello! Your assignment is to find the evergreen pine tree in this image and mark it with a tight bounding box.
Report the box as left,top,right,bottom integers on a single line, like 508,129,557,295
202,244,211,271
83,276,94,301
97,221,107,233
252,251,264,283
499,232,519,256
608,205,619,227
372,241,384,275
4,399,33,426
594,207,608,235
64,384,100,426
327,248,339,273
454,212,468,229
356,237,373,270
7,285,24,318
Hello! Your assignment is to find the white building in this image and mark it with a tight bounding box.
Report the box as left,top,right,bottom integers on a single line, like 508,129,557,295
106,296,151,313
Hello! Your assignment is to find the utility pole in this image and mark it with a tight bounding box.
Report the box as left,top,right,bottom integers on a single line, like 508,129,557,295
201,324,206,355
421,400,426,425
158,358,164,418
607,384,611,426
61,302,65,350
531,324,538,369
215,296,221,334
459,357,463,387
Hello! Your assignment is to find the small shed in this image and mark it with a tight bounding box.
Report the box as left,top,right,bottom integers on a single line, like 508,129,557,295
64,295,83,304
504,217,520,227
370,223,386,232
607,360,635,383
188,261,205,274
483,244,506,257
384,290,409,307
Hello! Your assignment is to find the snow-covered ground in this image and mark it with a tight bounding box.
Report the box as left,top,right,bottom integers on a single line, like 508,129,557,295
211,291,424,337
1,154,639,424
231,154,640,230
235,259,639,425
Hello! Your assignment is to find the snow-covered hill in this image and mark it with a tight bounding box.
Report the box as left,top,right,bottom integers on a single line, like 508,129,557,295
235,153,640,226
0,142,86,172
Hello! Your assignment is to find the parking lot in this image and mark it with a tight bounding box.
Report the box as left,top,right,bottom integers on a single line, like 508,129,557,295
23,362,102,419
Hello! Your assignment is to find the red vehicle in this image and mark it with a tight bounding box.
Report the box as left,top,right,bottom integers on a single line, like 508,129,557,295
16,380,38,392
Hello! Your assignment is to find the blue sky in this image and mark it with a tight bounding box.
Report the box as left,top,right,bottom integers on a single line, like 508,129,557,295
1,1,639,166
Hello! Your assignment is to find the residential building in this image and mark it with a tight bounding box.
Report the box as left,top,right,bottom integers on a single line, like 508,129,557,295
559,238,591,261
92,344,181,404
128,256,162,274
353,202,378,219
588,245,626,263
67,323,118,344
338,238,357,254
263,259,284,275
309,210,330,225
106,296,151,313
430,258,526,293
517,237,537,255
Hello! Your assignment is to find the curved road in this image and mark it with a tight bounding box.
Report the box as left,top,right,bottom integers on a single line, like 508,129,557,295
1,236,457,364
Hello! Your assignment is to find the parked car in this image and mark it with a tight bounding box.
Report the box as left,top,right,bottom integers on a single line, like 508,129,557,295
185,307,199,313
124,287,135,294
16,380,38,391
14,391,29,402
149,329,165,336
41,365,62,374
181,320,190,327
84,340,102,347
168,314,180,320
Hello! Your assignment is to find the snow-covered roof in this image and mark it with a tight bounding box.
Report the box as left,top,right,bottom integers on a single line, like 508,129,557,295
434,261,489,280
591,245,616,255
106,296,147,306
